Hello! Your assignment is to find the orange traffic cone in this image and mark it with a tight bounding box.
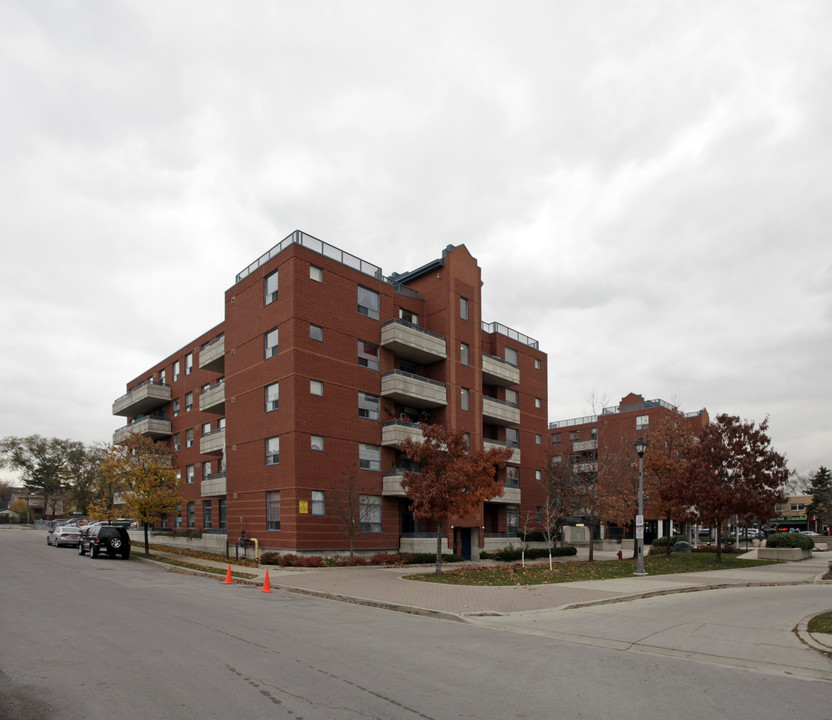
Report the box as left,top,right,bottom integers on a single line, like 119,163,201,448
223,564,234,585
260,569,273,594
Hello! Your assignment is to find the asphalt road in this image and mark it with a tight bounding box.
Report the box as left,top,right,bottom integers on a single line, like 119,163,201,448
1,528,830,720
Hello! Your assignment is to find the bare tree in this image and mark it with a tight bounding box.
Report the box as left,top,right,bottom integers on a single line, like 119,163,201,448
331,464,363,558
537,453,579,569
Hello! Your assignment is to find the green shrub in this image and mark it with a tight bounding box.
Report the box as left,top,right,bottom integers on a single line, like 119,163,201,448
404,553,464,564
765,532,814,550
518,531,547,542
651,536,685,547
483,546,576,561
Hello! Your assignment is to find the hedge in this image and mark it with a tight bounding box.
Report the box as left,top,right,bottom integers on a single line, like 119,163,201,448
480,546,577,561
765,532,815,550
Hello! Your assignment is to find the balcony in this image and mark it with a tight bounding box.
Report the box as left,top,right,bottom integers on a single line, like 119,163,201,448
481,354,519,387
572,439,597,453
113,416,172,444
483,438,521,464
200,428,226,456
381,370,447,409
482,396,520,426
199,382,225,414
201,472,227,497
380,319,446,364
199,335,225,373
382,470,408,497
112,382,171,417
488,487,521,505
381,420,424,447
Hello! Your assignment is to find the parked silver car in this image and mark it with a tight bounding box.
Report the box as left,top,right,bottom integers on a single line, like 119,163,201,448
47,526,83,547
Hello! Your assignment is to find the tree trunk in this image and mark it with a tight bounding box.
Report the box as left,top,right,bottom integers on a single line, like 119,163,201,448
715,526,723,562
143,522,150,555
587,521,595,562
435,519,443,574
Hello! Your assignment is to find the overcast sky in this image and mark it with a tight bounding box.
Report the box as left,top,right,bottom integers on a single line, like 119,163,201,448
1,1,830,481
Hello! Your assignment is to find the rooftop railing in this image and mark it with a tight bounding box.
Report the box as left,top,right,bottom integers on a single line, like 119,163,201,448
481,321,539,349
235,230,420,298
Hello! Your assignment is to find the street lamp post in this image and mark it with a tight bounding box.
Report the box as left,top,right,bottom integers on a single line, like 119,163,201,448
634,438,648,576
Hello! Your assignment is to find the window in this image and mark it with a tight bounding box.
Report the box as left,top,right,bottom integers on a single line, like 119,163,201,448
506,427,519,446
187,502,195,529
460,296,469,320
204,461,212,477
266,436,280,465
551,455,562,466
535,397,542,409
506,466,519,487
175,505,182,529
535,358,541,370
591,428,598,440
535,434,542,445
265,382,279,412
535,470,542,482
461,387,470,411
636,415,649,431
267,491,281,530
203,500,213,530
186,465,194,484
173,433,180,451
358,392,380,420
463,432,470,447
159,369,166,384
310,379,323,396
311,435,324,451
357,286,380,320
185,392,193,412
505,389,518,406
218,417,226,429
173,398,180,417
265,270,278,305
791,503,806,511
399,308,418,325
536,506,542,522
186,429,193,448
173,361,180,382
310,323,323,342
551,433,561,446
460,342,469,366
569,430,579,442
265,328,279,358
219,499,227,529
358,341,379,370
175,469,181,483
310,265,323,282
359,443,381,471
507,506,519,535
202,422,211,436
505,347,518,367
360,495,382,532
311,490,325,516
185,353,193,375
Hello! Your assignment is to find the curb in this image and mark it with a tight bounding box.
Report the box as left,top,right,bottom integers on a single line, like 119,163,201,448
795,611,832,657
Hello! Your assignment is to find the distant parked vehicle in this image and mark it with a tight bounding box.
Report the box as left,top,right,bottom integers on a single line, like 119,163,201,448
78,525,131,560
800,530,820,537
47,526,83,547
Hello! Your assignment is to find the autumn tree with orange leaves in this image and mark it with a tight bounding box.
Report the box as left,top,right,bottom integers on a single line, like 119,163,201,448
398,424,514,573
674,414,788,561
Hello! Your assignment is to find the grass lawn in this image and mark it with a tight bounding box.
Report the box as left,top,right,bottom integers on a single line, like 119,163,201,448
808,611,832,634
131,550,258,579
407,553,778,586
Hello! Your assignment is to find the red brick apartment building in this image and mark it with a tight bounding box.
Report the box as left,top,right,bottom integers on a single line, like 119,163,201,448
112,231,548,559
549,393,709,543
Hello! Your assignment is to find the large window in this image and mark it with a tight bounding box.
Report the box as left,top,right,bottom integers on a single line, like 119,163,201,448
399,308,418,325
358,392,380,420
507,505,519,535
203,500,213,530
266,436,280,465
185,392,193,412
359,443,381,471
175,505,182,529
636,415,649,431
461,387,470,411
185,353,193,375
187,502,195,529
265,270,278,305
173,433,180,451
265,382,279,412
506,466,519,487
265,328,279,358
186,465,194,484
551,433,561,446
186,428,193,448
358,341,379,370
506,427,519,447
505,389,518,407
360,495,382,532
219,499,227,529
357,286,380,320
173,398,180,417
460,342,469,366
504,347,518,367
460,296,469,320
267,491,281,531
173,361,180,382
311,490,325,516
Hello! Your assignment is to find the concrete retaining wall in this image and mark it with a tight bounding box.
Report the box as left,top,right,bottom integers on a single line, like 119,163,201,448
757,547,813,561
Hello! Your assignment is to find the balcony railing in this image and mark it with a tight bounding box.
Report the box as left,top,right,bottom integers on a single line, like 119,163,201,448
199,335,225,373
200,427,226,456
113,416,172,444
381,370,447,409
381,319,446,364
381,420,424,447
112,381,171,417
199,381,225,414
481,321,539,349
482,353,520,387
483,438,521,464
482,396,520,426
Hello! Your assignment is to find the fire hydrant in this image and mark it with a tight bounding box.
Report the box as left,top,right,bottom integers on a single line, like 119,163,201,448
617,550,623,560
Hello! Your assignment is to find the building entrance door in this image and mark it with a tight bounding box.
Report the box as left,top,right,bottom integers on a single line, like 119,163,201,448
460,528,472,560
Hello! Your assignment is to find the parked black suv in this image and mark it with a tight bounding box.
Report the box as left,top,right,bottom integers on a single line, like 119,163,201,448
78,525,131,560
